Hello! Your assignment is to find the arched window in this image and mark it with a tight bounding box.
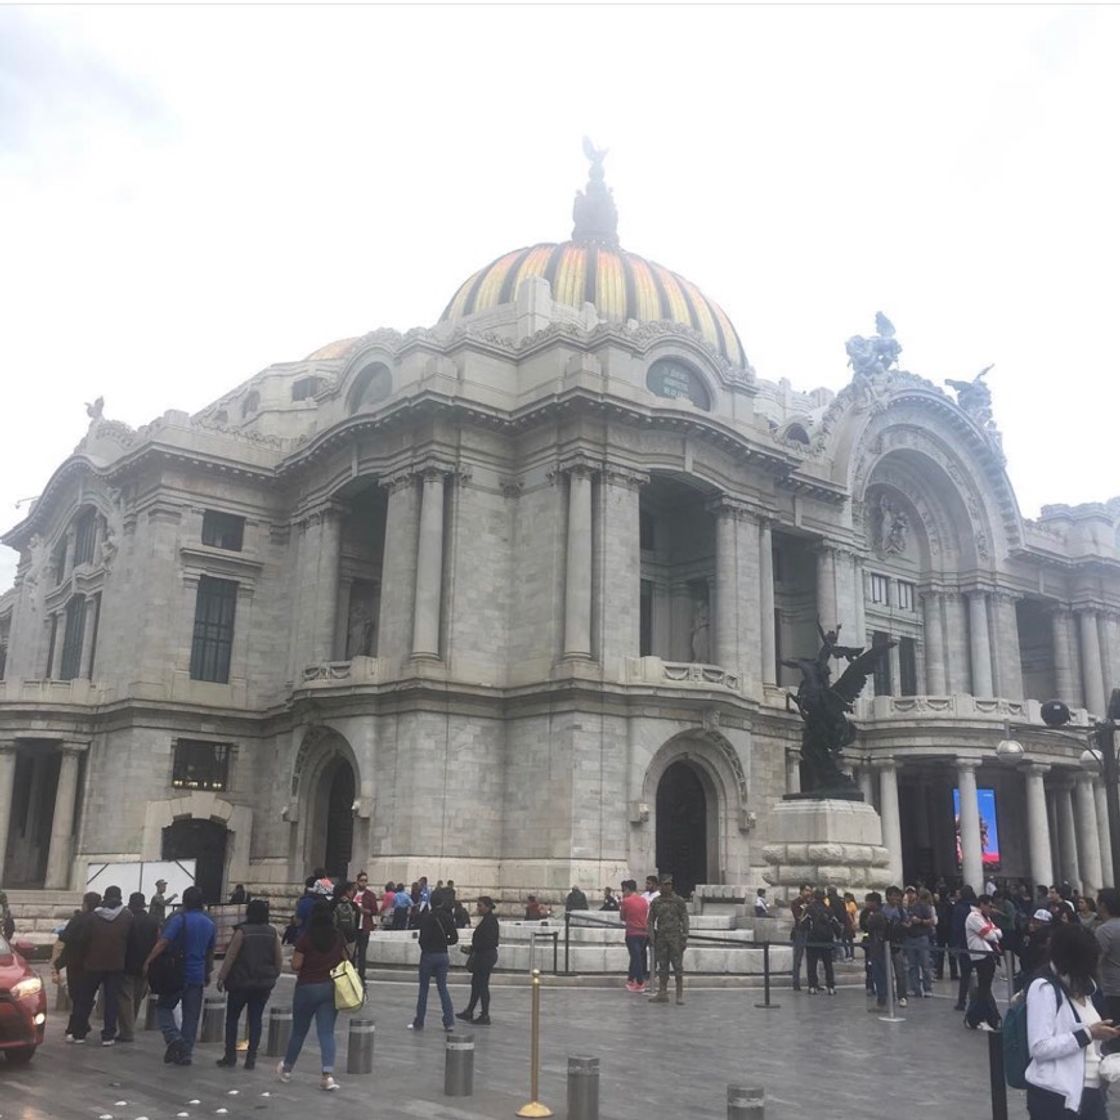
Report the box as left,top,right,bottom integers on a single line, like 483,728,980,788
784,423,810,445
646,358,711,411
211,409,229,425
346,363,393,414
241,391,260,419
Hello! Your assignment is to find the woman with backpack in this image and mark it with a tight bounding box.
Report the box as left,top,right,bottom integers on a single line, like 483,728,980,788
804,889,839,995
278,902,347,1092
1024,922,1120,1117
215,898,282,1070
330,881,360,961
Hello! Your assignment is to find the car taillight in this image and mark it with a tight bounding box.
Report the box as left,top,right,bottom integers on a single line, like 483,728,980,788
12,976,43,999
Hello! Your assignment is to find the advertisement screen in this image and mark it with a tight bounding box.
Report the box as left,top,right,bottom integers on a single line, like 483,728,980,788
953,787,1001,868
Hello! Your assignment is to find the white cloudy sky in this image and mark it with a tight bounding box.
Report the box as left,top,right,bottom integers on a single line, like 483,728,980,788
2,3,1118,590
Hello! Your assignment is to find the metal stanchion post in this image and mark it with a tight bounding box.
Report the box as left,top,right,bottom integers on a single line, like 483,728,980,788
1004,949,1015,1007
878,940,904,1023
553,930,559,976
727,1085,766,1119
199,995,225,1043
347,1019,375,1074
988,1029,1009,1120
564,913,571,976
266,1006,293,1058
445,1032,475,1097
566,1056,599,1120
516,969,553,1118
753,942,780,1010
144,994,159,1030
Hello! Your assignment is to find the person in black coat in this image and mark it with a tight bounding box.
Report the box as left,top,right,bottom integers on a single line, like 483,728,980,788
118,892,160,1042
933,889,958,981
950,885,977,1010
456,897,500,1025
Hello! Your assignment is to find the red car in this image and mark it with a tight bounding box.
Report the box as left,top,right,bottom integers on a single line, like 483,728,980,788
0,935,46,1063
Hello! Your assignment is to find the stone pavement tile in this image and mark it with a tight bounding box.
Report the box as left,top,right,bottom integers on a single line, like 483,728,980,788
0,976,1029,1119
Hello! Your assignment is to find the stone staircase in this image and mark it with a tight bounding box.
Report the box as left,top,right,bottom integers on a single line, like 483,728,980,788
4,889,84,951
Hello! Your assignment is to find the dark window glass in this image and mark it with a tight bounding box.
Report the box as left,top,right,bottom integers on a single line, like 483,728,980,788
201,510,245,551
172,740,230,792
640,580,653,657
59,596,86,681
773,547,784,585
52,539,68,587
900,637,918,696
645,359,711,410
774,608,783,680
872,630,892,695
0,640,7,681
45,614,58,677
190,576,237,683
87,593,101,680
292,376,323,402
73,509,98,567
639,510,655,552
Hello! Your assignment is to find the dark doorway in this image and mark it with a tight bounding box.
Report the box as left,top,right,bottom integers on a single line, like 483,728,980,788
162,818,228,905
323,760,355,879
655,760,708,897
3,750,60,887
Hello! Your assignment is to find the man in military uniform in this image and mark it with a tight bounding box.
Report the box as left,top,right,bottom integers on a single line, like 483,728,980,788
648,876,689,1005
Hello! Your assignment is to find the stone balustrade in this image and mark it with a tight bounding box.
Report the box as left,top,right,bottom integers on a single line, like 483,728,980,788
0,678,102,704
625,656,740,692
298,655,388,688
855,694,1091,726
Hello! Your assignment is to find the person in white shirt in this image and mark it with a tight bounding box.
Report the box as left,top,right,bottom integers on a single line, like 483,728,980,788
640,876,660,904
754,889,769,918
964,894,1003,1031
1026,922,1120,1119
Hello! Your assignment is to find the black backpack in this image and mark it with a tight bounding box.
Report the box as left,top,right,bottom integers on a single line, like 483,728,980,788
333,900,358,943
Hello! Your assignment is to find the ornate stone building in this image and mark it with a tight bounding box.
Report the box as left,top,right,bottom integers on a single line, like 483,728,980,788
2,154,1119,905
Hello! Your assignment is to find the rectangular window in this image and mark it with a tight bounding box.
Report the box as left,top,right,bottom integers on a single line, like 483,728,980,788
291,376,323,401
897,581,915,612
872,629,892,695
73,509,98,567
87,593,101,680
870,574,890,605
190,576,237,683
201,510,245,552
59,596,86,681
899,636,918,696
0,641,7,681
639,510,655,552
172,739,231,792
45,614,58,678
640,580,653,656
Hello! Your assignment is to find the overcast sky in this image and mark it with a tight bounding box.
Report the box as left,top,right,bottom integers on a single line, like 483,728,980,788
2,4,1118,590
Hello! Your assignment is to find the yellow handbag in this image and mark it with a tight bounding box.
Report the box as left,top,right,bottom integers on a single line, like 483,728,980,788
330,958,365,1011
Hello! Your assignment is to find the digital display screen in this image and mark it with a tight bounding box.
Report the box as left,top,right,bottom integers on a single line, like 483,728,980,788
953,787,1001,868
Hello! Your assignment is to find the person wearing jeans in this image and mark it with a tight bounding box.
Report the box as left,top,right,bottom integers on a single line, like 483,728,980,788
411,903,458,1031
278,902,346,1091
618,881,650,993
903,887,936,998
144,886,216,1066
457,897,500,1025
964,894,1003,1031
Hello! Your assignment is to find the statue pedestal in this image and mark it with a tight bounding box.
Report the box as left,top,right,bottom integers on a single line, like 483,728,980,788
761,798,891,892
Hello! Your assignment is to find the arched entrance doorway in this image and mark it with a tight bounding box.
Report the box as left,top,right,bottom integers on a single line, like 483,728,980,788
162,819,228,905
656,760,708,897
320,758,355,880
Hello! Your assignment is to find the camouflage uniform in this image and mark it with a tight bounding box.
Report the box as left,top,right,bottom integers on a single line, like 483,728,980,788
648,890,690,1004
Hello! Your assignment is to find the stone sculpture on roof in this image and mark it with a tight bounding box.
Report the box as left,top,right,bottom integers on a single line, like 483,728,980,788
572,136,620,248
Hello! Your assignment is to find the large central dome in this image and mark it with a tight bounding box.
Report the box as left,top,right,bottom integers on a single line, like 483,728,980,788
439,143,747,369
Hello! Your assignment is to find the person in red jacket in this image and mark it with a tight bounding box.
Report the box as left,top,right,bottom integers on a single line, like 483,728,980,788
619,880,650,993
353,872,378,986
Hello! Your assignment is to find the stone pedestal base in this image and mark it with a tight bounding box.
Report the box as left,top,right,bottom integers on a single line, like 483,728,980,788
761,798,891,893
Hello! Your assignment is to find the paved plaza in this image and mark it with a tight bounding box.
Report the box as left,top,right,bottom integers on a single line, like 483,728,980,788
1,970,1031,1120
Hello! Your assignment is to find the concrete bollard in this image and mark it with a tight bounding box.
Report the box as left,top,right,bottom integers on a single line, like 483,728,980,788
145,994,160,1030
346,1019,375,1074
266,1006,292,1058
55,982,72,1012
728,1084,765,1119
444,1032,475,1097
199,995,225,1043
567,1055,600,1120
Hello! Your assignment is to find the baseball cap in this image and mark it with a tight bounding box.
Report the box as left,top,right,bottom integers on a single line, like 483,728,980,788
1032,908,1053,923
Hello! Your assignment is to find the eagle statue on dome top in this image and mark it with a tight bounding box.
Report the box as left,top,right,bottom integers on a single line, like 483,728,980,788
945,364,1004,458
845,311,902,379
572,137,620,248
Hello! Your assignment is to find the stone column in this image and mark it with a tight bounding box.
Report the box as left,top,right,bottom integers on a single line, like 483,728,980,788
1095,779,1114,886
957,759,984,892
79,594,98,679
411,470,446,658
1047,788,1062,884
922,591,947,694
853,556,868,649
1051,608,1082,709
943,594,971,695
759,521,776,686
45,742,84,890
312,509,342,663
1024,763,1054,891
857,765,875,807
1075,772,1104,896
374,474,420,666
563,468,593,659
992,592,1024,701
878,759,904,885
0,742,16,886
1054,777,1081,893
888,641,901,698
967,591,994,698
1079,609,1107,717
816,546,837,631
785,750,801,796
715,505,739,673
599,468,645,677
670,583,692,662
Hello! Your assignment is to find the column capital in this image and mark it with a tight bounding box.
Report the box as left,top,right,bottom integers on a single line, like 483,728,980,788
57,739,90,755
873,756,899,773
1024,762,1051,777
601,464,650,490
955,757,981,773
0,739,16,754
380,458,460,493
705,494,759,521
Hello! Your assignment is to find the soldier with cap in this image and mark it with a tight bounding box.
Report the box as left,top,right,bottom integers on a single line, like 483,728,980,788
648,876,689,1005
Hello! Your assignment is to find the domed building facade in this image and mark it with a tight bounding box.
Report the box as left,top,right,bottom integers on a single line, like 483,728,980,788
1,151,1120,916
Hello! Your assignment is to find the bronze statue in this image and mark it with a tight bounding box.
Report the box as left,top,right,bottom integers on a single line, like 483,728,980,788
845,312,902,379
783,623,895,798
